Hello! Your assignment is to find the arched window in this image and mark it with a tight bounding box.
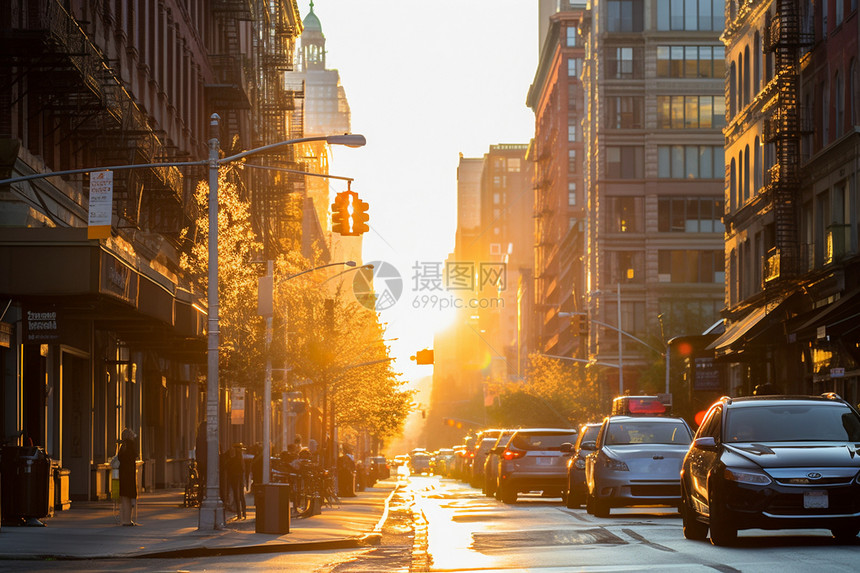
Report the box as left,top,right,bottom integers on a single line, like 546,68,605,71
754,137,762,192
743,46,751,107
743,145,750,202
835,71,844,138
730,158,737,211
753,32,761,94
737,55,744,111
730,62,737,118
821,79,830,146
851,60,858,125
730,249,738,306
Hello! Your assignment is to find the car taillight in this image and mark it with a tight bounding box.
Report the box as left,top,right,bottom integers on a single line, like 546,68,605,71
503,449,526,460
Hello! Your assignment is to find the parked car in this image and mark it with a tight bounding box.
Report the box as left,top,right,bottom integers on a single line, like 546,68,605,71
496,427,578,504
470,430,502,488
484,429,515,497
451,445,469,480
585,415,693,517
563,422,601,508
681,394,860,546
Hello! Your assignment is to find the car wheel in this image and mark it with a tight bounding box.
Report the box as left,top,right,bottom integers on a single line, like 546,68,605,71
500,485,517,504
708,488,737,547
591,497,610,518
681,496,708,541
831,526,860,543
565,477,582,509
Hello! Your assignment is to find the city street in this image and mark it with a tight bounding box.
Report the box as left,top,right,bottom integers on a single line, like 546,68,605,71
4,470,859,572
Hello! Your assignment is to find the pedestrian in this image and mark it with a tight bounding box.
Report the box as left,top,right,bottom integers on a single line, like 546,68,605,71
250,443,264,486
225,443,246,520
118,428,139,526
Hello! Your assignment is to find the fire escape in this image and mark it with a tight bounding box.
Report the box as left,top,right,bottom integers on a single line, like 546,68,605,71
0,2,190,241
255,3,305,256
761,0,813,287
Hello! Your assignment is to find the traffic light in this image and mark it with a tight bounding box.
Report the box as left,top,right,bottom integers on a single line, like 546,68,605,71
331,190,370,236
331,191,350,235
412,349,434,365
351,196,369,234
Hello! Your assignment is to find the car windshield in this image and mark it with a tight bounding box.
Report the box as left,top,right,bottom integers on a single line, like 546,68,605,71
509,432,577,450
605,421,692,445
581,425,600,443
725,404,860,443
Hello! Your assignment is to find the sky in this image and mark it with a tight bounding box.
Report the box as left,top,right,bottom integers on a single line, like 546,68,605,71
296,1,538,385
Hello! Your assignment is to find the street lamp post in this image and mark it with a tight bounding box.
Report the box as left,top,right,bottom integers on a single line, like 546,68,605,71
199,114,365,530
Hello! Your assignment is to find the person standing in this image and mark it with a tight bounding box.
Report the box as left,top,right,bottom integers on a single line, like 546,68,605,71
224,443,246,520
118,428,139,526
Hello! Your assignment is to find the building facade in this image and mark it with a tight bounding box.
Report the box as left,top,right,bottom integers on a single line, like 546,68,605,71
580,0,727,399
714,0,860,403
0,0,304,501
527,1,589,360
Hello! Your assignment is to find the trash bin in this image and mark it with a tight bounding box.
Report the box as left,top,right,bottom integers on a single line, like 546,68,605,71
53,464,71,511
253,483,290,534
0,445,54,526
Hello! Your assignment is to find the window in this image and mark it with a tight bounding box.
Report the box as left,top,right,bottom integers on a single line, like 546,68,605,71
607,197,643,232
607,47,641,79
657,0,724,31
566,26,577,47
606,250,645,283
607,96,644,129
657,95,726,128
835,71,844,138
568,57,582,77
658,250,725,282
569,182,577,206
657,197,725,232
568,149,578,174
568,120,578,141
606,146,644,178
607,0,644,32
656,45,725,78
657,145,724,178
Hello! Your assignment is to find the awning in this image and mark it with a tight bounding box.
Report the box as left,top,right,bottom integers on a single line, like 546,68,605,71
793,288,860,341
706,306,768,353
707,293,801,358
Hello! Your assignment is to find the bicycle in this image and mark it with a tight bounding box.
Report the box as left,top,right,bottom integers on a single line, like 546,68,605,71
183,459,201,507
286,460,339,518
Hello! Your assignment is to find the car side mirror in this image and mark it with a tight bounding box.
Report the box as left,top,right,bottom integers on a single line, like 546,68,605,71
559,442,574,453
693,436,717,449
580,441,597,451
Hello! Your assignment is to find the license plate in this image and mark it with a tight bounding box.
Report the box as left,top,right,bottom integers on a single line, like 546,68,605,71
535,457,553,465
804,490,829,509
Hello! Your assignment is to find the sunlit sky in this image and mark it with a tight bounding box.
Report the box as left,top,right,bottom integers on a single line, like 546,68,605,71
296,1,538,385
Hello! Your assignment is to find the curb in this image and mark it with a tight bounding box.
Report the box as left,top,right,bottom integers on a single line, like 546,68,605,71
0,485,397,561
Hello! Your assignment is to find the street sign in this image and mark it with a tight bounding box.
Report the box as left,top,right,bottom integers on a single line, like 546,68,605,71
88,170,113,239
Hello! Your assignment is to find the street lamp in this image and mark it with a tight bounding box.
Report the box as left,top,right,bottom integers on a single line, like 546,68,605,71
200,114,366,530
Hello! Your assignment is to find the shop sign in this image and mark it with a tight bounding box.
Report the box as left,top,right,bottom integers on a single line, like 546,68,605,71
0,321,11,348
830,367,845,378
99,251,138,305
23,309,59,343
231,387,245,425
693,357,722,391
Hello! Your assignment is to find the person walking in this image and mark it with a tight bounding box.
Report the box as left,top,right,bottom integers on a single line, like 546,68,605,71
225,443,246,520
118,428,139,526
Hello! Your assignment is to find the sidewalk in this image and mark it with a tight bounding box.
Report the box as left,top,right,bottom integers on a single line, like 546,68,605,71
0,479,396,560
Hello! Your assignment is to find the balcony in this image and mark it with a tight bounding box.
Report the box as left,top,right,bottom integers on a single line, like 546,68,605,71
763,247,780,284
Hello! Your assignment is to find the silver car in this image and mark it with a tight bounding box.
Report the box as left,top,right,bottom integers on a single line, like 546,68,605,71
585,415,693,517
496,427,579,504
